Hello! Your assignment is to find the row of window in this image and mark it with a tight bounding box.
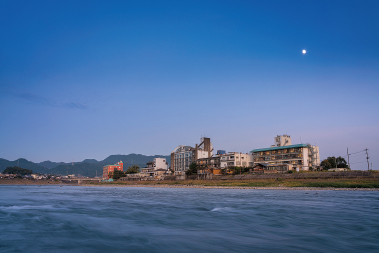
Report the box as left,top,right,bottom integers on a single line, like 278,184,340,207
254,153,303,162
255,148,303,156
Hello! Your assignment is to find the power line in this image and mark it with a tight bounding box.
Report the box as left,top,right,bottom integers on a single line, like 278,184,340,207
350,161,367,165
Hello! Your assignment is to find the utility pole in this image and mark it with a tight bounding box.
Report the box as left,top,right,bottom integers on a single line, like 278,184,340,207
347,148,350,169
365,149,370,171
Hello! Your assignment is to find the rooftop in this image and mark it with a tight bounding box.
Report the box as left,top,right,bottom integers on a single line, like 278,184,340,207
250,144,308,153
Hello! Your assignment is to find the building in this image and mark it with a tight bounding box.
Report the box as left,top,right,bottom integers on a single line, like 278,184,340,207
140,158,170,178
196,156,221,168
251,135,320,172
171,137,213,176
196,152,253,168
103,161,123,180
220,152,254,168
273,134,291,147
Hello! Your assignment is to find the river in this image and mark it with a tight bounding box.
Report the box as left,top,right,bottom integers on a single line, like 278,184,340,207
0,185,378,252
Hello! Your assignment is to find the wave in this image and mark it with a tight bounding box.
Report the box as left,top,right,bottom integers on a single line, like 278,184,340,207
211,207,234,212
0,205,56,210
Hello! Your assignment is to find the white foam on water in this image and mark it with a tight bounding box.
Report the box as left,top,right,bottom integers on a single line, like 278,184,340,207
0,205,55,210
211,207,234,212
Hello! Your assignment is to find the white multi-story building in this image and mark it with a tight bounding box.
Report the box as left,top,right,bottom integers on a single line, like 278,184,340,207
152,158,168,170
171,137,213,176
140,158,170,178
251,135,320,172
220,152,254,168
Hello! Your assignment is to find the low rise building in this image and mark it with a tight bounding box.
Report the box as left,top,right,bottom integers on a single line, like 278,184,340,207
220,152,254,168
140,158,170,179
103,161,123,180
196,156,220,168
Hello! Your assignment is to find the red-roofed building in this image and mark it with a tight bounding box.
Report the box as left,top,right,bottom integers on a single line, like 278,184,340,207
103,161,123,180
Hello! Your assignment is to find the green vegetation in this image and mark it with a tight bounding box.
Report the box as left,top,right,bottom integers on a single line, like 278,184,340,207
0,154,172,177
125,165,140,174
86,176,379,189
186,162,198,176
3,166,33,175
112,170,126,180
321,156,349,170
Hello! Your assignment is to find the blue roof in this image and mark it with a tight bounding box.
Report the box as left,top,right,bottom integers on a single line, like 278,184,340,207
250,144,308,153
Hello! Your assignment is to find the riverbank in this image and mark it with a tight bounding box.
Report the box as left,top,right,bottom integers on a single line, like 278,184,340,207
0,178,72,185
80,184,379,191
82,178,379,190
2,178,379,191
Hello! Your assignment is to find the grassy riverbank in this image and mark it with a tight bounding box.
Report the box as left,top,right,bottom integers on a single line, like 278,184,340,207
84,178,379,189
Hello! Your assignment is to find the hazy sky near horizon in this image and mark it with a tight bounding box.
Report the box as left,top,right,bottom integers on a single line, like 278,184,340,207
1,0,378,169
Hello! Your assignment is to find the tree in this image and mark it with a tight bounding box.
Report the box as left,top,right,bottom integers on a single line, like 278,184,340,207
3,166,33,175
125,165,139,174
336,156,349,169
186,162,198,176
321,156,349,170
320,159,331,170
112,170,125,180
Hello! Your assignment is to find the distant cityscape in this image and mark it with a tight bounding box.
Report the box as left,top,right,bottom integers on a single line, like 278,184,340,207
102,135,324,181
2,134,363,182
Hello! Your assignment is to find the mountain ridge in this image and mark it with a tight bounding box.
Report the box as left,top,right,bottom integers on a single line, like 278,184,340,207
0,154,171,177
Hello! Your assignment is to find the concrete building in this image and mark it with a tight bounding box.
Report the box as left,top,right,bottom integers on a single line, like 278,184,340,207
103,161,123,180
171,137,213,176
196,152,253,169
196,156,221,169
140,158,169,178
220,152,254,168
273,135,291,147
251,135,320,172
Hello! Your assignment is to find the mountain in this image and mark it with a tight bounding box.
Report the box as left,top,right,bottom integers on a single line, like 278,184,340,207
0,158,50,174
81,159,99,164
0,154,171,177
101,154,170,167
50,163,103,178
38,160,70,169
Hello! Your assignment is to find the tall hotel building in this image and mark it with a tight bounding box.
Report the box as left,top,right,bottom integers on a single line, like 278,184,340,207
171,137,213,176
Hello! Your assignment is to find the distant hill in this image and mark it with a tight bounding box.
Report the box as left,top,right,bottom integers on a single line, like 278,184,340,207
50,163,103,178
101,154,170,167
38,160,70,169
81,159,99,164
0,154,171,177
0,158,50,174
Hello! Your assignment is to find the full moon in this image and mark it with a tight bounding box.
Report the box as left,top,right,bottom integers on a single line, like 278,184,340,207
302,49,306,54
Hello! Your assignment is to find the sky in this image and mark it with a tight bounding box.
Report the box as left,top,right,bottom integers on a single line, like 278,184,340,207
0,0,378,169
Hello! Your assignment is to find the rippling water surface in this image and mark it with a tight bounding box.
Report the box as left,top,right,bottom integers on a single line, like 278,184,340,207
0,186,378,252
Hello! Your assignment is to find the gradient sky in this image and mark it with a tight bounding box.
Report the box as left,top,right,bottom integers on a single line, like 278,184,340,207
0,0,378,169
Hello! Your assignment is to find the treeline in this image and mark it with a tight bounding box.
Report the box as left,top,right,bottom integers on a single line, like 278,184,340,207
3,166,33,175
320,156,349,170
112,165,140,180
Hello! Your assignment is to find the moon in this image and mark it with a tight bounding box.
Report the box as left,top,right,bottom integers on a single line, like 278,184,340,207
302,49,306,54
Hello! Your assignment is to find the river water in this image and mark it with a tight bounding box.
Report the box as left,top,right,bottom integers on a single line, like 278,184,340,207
0,185,378,252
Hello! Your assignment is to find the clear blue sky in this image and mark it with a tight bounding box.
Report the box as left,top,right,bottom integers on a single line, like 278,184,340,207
0,0,378,169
